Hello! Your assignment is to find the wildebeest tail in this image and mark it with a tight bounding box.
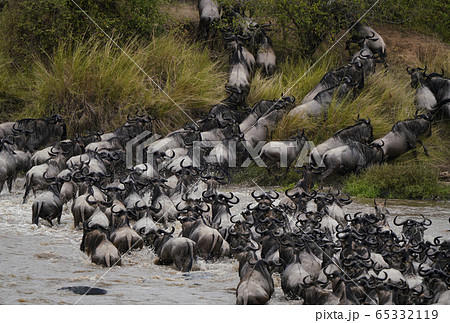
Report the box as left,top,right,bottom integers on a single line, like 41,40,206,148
32,200,41,225
186,241,195,272
207,234,218,260
23,173,32,203
127,235,132,252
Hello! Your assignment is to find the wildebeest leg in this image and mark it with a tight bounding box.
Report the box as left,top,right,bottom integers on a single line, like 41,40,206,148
0,181,5,194
283,164,291,179
7,172,15,192
7,177,13,193
47,219,53,227
417,139,429,156
23,181,32,203
320,168,334,188
411,149,420,164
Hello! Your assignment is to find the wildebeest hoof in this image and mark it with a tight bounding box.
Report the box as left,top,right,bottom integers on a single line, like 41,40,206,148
58,286,107,295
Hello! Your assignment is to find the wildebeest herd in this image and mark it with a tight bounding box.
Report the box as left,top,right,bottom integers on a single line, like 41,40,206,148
0,4,449,304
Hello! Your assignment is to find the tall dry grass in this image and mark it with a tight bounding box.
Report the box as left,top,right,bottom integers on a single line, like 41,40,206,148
20,34,228,135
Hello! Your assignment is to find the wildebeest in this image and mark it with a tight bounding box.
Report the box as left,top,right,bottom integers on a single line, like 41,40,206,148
236,259,278,305
110,214,144,254
0,122,15,139
407,66,437,112
57,169,78,205
258,130,309,177
310,117,373,166
348,23,387,63
226,42,252,95
372,113,432,160
100,115,154,142
148,227,197,272
0,138,17,193
243,108,285,149
425,70,450,118
12,114,67,152
240,97,290,133
289,77,358,119
145,128,198,156
254,24,276,77
31,184,63,226
319,141,385,183
198,0,220,40
23,155,66,203
243,97,295,149
80,224,121,267
203,191,240,240
224,34,255,75
179,208,229,260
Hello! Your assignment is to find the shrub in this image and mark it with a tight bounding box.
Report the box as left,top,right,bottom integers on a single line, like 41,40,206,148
0,0,165,66
344,163,450,199
217,0,449,60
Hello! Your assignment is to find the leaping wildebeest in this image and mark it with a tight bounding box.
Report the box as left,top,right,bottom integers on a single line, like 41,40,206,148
319,141,385,183
258,129,309,177
371,113,432,161
309,117,373,166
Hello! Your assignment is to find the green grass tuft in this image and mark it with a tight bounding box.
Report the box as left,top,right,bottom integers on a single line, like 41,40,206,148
344,163,450,199
18,34,228,136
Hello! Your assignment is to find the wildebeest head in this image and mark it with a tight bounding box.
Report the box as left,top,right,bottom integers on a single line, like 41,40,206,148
407,66,428,88
393,215,431,244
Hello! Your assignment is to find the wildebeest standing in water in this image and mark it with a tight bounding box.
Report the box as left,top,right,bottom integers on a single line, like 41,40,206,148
0,138,17,193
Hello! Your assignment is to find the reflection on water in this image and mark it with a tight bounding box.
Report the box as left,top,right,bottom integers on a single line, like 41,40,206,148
0,181,448,304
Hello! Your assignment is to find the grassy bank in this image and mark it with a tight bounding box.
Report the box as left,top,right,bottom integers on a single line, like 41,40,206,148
13,35,228,136
1,32,448,199
344,164,450,200
0,1,448,199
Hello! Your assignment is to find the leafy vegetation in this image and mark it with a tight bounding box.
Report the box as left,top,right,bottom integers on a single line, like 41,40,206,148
344,163,450,199
0,0,165,66
219,0,449,60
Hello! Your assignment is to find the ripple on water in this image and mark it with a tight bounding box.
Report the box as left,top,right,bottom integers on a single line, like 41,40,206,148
0,184,449,304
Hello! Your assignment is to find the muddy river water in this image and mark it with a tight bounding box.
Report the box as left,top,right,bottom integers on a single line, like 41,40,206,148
0,180,448,304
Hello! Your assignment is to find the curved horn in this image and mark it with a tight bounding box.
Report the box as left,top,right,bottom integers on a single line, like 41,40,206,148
393,215,408,227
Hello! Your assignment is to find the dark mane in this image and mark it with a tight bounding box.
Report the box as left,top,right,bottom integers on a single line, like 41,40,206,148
333,121,372,143
391,118,430,137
